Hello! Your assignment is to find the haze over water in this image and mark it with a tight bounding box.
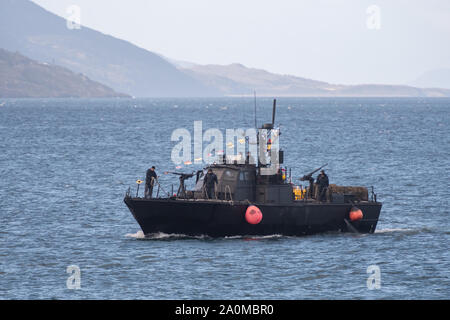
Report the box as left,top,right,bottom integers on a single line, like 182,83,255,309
0,97,449,299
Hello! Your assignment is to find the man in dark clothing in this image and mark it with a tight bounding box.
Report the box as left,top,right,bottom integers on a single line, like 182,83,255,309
316,170,329,202
203,169,218,199
145,166,157,198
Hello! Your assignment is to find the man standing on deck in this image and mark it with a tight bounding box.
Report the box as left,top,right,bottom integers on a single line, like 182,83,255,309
203,169,218,199
316,170,329,202
145,166,157,198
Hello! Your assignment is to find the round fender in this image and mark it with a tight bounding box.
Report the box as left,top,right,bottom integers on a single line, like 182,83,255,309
349,207,363,221
245,205,263,225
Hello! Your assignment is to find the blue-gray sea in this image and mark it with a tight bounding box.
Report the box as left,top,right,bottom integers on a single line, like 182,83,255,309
0,97,449,300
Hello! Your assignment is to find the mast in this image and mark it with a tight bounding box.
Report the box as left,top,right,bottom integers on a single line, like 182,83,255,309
272,99,276,126
254,90,257,129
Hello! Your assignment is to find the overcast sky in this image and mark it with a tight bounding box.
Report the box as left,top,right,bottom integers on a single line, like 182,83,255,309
32,0,450,85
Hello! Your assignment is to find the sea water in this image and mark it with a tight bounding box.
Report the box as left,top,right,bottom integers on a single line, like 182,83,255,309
0,97,448,299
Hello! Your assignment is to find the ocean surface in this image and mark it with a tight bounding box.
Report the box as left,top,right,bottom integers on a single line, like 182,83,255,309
0,97,449,300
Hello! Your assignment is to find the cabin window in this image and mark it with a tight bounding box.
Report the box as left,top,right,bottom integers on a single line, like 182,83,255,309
223,169,238,181
239,171,252,181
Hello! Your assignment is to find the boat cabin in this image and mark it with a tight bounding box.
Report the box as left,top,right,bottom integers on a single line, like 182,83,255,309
190,163,294,204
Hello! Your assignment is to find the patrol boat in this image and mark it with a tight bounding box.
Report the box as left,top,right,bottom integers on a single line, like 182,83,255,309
124,100,382,237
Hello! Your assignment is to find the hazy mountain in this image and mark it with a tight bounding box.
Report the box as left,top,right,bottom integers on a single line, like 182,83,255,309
2,0,449,98
0,0,219,97
159,55,199,70
0,48,128,98
180,63,450,97
182,63,335,96
411,68,450,89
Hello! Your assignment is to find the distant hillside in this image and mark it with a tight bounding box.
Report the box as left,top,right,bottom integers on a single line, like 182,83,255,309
411,68,450,90
0,48,128,98
180,63,450,97
3,0,449,98
0,0,219,97
182,63,334,96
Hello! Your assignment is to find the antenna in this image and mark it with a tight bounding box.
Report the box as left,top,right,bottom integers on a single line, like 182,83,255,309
254,90,257,128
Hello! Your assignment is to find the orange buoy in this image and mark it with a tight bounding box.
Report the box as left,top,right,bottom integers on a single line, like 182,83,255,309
245,205,263,225
349,207,363,221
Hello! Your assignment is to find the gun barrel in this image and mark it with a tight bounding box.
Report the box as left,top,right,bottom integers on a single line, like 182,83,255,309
165,171,195,177
303,163,328,179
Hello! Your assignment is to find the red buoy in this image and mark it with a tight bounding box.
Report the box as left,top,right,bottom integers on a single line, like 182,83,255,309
349,207,363,221
245,205,263,225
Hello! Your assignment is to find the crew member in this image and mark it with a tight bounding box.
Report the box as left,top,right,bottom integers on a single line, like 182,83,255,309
316,170,329,202
145,166,157,198
203,169,218,199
